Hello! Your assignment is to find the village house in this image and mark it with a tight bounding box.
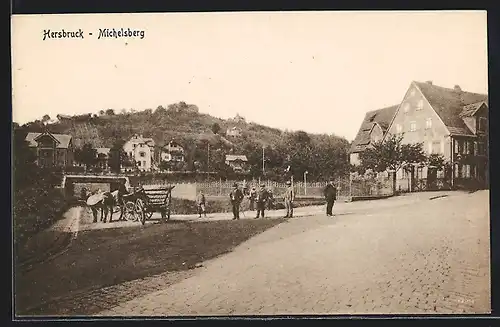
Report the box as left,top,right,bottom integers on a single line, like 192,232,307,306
351,80,489,191
350,104,399,166
25,131,74,168
225,154,248,172
123,134,155,172
158,140,185,163
95,147,111,170
226,126,242,137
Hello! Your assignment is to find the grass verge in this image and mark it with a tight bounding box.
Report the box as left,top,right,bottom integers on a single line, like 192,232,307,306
16,216,284,316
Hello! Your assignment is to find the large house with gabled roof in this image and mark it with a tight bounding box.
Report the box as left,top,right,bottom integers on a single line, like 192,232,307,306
351,80,489,191
25,130,75,168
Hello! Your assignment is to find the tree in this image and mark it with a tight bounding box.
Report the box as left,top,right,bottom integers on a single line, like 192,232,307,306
42,114,51,123
75,143,97,171
99,110,105,115
211,122,221,135
108,139,126,173
359,134,426,194
105,109,115,116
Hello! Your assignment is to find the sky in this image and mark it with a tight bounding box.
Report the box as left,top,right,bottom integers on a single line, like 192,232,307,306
11,11,488,141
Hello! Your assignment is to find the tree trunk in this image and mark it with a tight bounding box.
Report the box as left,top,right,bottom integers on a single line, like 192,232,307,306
392,171,397,195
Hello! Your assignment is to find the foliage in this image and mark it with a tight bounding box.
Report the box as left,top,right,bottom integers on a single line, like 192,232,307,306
105,109,115,116
74,143,97,170
427,153,446,170
211,122,221,135
108,139,127,173
359,134,426,173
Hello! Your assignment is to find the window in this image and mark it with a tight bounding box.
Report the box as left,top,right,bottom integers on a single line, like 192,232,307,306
403,103,410,113
143,161,146,167
477,142,485,155
425,118,432,129
417,99,424,110
410,121,417,132
454,139,460,154
432,141,441,154
139,151,146,157
137,161,141,166
478,117,487,132
396,124,403,133
454,164,461,178
464,164,471,178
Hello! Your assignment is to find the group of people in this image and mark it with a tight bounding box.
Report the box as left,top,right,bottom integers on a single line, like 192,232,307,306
194,180,338,220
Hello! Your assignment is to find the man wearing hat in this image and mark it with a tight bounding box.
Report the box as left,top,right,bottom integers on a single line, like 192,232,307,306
283,180,295,218
255,183,270,218
323,180,337,217
229,183,244,220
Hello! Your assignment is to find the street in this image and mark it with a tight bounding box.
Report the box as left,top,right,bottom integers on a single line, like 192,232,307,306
95,190,490,316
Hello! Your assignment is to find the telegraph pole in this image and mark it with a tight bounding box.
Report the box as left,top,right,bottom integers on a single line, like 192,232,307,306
262,145,265,176
207,143,210,171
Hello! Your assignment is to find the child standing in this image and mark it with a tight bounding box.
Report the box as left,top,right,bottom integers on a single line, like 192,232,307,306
196,190,207,218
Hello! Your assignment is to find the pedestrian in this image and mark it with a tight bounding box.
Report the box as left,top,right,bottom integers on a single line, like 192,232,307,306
229,183,244,220
255,183,269,219
196,190,207,218
283,180,295,218
267,189,274,210
248,187,257,211
323,180,337,217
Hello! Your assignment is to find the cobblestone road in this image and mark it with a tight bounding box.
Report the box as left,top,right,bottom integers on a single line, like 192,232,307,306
96,190,490,316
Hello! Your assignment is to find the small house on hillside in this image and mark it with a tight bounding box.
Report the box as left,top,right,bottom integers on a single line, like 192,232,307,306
123,134,155,172
159,140,185,163
225,154,248,172
226,126,242,137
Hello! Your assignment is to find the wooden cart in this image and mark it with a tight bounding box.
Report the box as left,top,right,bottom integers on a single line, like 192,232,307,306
121,185,175,225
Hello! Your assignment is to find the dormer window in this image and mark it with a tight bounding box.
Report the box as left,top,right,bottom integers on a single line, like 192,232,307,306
417,99,424,111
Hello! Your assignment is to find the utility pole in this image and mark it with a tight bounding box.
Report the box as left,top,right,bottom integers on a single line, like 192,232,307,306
303,173,306,195
207,143,210,171
262,145,265,176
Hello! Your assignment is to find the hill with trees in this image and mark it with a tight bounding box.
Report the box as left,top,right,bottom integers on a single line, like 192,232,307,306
15,101,351,181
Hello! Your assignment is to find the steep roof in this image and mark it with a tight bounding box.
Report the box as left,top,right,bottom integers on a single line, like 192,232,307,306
25,132,72,149
460,101,487,118
414,81,488,136
225,154,248,162
350,105,398,153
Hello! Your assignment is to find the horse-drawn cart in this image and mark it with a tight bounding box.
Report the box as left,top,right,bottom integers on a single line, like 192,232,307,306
120,185,175,225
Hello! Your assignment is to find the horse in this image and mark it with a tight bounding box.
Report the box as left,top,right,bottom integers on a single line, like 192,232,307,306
84,188,122,223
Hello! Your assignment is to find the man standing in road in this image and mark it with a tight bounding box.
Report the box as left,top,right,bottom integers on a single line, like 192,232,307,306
196,190,207,218
229,183,244,220
323,180,337,217
283,180,295,218
248,186,257,211
255,183,269,219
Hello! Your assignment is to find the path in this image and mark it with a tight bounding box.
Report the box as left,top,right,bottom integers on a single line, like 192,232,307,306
97,190,490,315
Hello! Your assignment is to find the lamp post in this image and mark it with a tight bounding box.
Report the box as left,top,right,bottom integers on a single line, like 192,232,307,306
303,170,308,196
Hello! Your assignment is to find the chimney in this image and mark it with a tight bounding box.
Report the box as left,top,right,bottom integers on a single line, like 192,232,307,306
454,85,462,92
426,80,433,85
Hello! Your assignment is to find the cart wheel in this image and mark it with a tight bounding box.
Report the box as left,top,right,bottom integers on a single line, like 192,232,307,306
136,199,146,225
123,201,137,221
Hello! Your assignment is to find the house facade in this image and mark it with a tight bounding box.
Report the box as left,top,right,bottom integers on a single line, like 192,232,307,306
225,154,248,172
159,140,185,163
385,81,488,191
95,147,110,170
123,134,155,171
25,131,74,168
350,81,489,191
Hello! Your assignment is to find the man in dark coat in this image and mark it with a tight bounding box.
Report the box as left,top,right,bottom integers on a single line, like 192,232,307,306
323,180,337,216
229,183,244,220
255,183,269,218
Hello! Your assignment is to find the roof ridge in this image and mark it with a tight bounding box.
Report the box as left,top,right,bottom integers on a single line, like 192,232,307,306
414,81,487,97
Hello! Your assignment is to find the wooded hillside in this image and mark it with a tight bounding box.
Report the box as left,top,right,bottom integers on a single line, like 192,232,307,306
15,101,351,181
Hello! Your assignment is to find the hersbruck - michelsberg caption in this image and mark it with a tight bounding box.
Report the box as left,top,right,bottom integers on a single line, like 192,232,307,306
43,29,84,40
98,28,145,40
